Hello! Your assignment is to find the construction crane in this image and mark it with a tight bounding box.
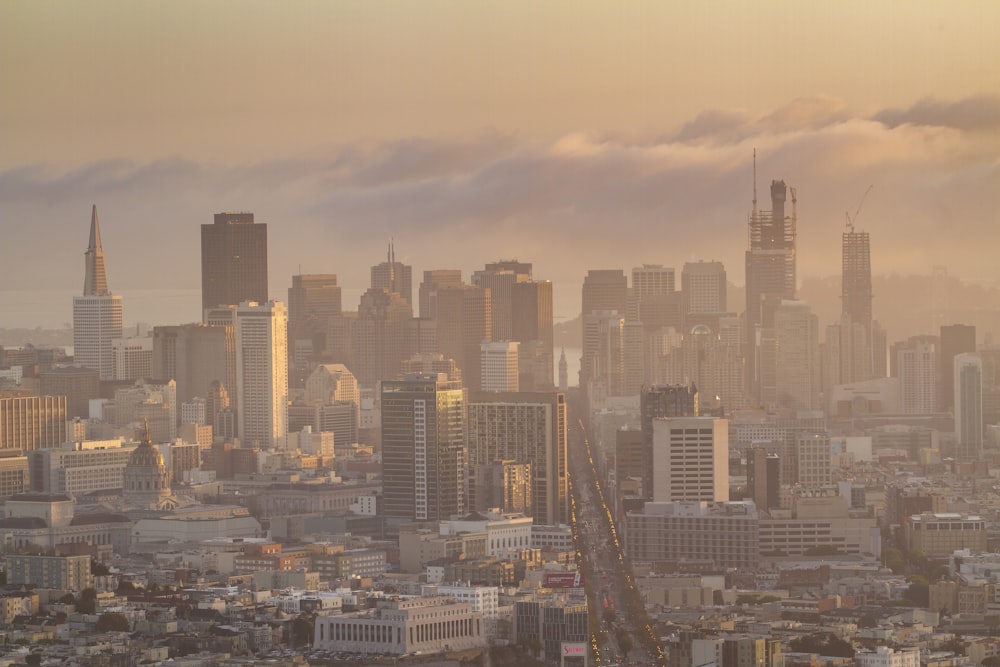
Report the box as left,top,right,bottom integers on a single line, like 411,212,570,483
846,185,874,233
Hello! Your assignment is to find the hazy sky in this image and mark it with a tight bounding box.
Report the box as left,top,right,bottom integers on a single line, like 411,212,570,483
2,2,999,326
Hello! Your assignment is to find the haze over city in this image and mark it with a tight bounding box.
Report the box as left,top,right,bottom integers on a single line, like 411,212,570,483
2,2,1000,330
4,5,1000,667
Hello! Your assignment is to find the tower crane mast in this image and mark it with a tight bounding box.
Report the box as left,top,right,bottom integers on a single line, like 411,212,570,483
846,185,874,233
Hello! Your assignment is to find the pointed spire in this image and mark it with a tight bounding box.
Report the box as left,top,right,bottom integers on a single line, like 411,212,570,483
88,204,103,251
83,205,111,296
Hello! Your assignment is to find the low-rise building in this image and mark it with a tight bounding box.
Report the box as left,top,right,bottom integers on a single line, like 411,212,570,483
313,595,487,655
5,553,93,589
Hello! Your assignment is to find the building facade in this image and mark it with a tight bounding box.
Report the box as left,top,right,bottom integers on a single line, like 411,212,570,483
381,374,467,523
201,212,268,311
236,301,288,449
468,392,568,525
73,206,123,380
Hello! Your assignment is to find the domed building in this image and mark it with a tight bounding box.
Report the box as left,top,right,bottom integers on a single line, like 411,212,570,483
123,421,175,511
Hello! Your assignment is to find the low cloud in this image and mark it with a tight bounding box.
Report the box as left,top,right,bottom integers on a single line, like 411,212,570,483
873,95,1000,131
2,95,998,326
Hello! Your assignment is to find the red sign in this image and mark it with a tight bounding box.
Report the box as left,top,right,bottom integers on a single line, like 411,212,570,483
545,571,584,588
562,643,587,656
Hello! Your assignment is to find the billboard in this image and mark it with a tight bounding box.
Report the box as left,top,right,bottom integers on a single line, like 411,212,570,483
544,571,584,588
562,642,587,657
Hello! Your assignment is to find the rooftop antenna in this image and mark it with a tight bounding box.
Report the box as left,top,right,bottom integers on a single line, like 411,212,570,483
752,148,758,217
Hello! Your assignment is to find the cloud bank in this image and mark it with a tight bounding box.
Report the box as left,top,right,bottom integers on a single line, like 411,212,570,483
2,96,998,326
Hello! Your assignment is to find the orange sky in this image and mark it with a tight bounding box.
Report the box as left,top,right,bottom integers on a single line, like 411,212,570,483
3,2,998,168
2,2,1000,328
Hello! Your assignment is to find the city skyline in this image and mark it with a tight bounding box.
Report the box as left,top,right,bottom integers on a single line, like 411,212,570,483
2,4,999,332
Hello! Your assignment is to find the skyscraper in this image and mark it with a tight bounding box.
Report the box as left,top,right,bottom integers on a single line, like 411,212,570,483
287,274,342,385
381,373,466,523
351,288,413,389
745,179,796,399
941,324,976,412
236,301,288,449
73,205,123,380
472,261,531,341
435,284,492,391
581,270,628,396
954,353,983,460
581,269,628,319
842,231,873,327
467,391,568,525
418,269,463,319
511,279,554,390
772,300,820,412
201,212,268,312
898,341,938,415
681,261,727,317
371,241,413,306
630,264,675,323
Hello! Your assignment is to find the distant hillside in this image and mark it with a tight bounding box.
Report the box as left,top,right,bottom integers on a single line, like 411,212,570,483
0,327,73,349
554,273,1000,348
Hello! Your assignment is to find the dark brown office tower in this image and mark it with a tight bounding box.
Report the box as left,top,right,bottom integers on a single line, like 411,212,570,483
941,324,976,412
473,261,533,342
511,280,554,390
288,274,342,385
747,445,781,512
581,269,628,318
418,269,463,319
370,241,413,306
39,366,100,419
201,212,268,311
436,285,492,391
639,384,698,500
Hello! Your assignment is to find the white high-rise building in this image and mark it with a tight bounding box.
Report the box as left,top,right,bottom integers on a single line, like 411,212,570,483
954,353,983,459
73,206,123,380
236,300,288,449
652,417,728,503
480,341,519,392
899,342,938,415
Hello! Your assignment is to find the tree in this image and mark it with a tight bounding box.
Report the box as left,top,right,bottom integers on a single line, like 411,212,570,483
884,547,905,574
91,560,110,576
77,588,98,614
616,628,633,657
95,612,130,632
25,655,41,667
292,612,315,647
789,633,855,658
602,608,616,624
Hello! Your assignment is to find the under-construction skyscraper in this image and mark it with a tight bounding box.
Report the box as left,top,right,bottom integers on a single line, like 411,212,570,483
842,231,873,327
745,178,797,401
